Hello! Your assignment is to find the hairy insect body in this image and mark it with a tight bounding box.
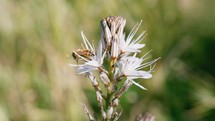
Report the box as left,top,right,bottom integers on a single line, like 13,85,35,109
72,49,95,62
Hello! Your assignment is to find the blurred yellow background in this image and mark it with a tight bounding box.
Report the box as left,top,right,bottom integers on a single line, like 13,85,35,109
0,0,215,121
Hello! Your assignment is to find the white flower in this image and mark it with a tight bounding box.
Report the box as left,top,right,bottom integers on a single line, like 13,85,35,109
119,54,152,79
69,32,105,74
120,21,145,55
117,53,159,90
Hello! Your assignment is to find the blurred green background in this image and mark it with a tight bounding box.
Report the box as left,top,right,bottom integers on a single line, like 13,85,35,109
0,0,215,121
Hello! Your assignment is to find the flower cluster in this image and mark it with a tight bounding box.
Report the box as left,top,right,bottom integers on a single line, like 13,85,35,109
69,16,159,121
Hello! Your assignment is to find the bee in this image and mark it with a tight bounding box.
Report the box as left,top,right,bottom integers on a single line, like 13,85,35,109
72,49,95,63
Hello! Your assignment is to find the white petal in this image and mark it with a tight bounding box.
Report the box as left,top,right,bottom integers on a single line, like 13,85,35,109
81,32,94,51
100,51,106,65
119,33,126,47
139,71,152,79
126,21,142,44
132,31,146,44
68,63,80,67
130,43,145,49
96,41,102,61
131,80,147,90
125,70,152,79
81,31,89,49
124,70,142,79
77,66,97,74
123,48,141,53
85,60,99,67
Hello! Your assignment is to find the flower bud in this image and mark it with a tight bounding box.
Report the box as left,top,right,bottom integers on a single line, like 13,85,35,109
100,72,110,86
100,16,126,51
107,106,114,119
113,98,119,107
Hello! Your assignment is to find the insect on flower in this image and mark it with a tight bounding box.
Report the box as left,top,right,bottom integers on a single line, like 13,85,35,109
69,16,160,121
72,49,95,63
